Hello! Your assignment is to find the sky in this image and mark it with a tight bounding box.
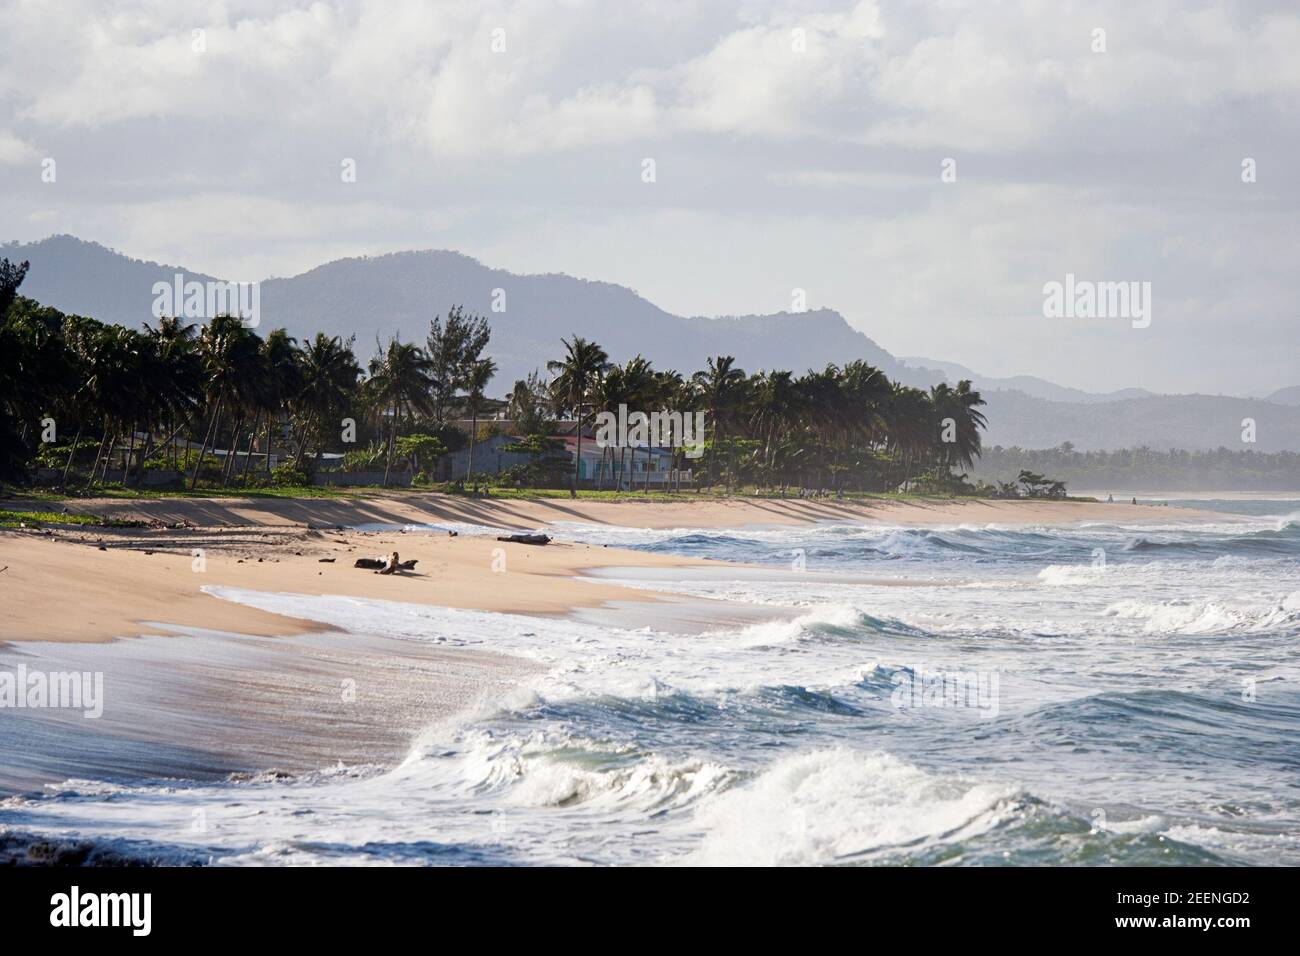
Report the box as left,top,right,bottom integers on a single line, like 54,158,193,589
1,0,1297,396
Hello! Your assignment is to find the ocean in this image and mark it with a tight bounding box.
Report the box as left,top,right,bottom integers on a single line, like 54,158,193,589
3,500,1298,866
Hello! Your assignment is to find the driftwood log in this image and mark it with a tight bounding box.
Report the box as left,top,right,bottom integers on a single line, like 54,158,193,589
496,533,551,546
353,557,419,571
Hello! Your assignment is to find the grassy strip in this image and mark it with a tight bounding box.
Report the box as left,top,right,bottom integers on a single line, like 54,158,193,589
0,509,144,528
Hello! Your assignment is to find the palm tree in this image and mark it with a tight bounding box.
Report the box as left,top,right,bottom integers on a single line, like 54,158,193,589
240,327,299,482
366,337,436,486
142,315,201,477
618,355,655,491
461,356,496,492
293,333,363,474
696,353,748,494
749,370,800,489
648,368,683,492
691,356,746,490
0,279,76,484
547,336,609,497
188,315,261,489
84,324,149,490
940,379,988,471
883,383,934,490
588,362,627,489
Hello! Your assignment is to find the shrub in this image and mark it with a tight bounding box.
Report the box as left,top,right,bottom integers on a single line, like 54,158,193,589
271,463,310,487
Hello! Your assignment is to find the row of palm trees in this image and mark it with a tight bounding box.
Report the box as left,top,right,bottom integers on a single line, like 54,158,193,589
0,259,474,487
2,258,989,492
543,336,988,494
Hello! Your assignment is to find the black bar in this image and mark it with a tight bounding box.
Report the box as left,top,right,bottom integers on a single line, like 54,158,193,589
0,866,1277,941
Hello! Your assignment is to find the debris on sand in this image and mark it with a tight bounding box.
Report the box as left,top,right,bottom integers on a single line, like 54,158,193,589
353,553,418,573
496,533,551,546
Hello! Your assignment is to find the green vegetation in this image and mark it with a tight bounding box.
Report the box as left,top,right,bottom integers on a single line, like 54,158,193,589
0,508,141,528
1,254,996,499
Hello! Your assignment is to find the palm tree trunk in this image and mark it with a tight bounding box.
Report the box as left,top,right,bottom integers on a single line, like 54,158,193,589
133,420,156,487
85,428,109,492
383,402,397,487
220,412,243,484
265,414,276,475
190,392,223,489
123,425,137,487
239,410,261,484
60,418,86,491
468,407,478,492
571,417,581,498
91,428,117,490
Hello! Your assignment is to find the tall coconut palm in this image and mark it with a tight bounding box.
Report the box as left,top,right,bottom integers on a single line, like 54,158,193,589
587,362,624,490
691,355,746,489
461,356,496,492
366,337,437,486
618,355,655,491
188,315,261,488
547,336,609,497
647,368,683,492
293,333,363,473
883,383,935,490
142,315,201,477
238,327,300,482
749,370,801,489
935,379,988,472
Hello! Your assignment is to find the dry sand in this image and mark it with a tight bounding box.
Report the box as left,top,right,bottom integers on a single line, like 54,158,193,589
0,523,716,644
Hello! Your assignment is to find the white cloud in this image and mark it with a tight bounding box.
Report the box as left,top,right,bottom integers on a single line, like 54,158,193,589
0,129,38,165
0,0,1296,393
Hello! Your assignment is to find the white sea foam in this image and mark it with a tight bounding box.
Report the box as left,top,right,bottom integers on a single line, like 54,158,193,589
685,747,1016,866
1102,592,1300,635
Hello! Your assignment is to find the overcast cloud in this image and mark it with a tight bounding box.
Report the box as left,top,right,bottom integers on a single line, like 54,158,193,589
2,0,1297,394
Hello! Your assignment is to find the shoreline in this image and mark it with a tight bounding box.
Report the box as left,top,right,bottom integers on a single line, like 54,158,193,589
0,493,1227,646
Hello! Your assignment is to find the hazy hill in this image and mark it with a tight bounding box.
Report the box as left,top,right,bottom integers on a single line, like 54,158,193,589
10,235,938,389
1266,385,1300,407
901,357,1155,405
8,235,1300,452
980,391,1300,453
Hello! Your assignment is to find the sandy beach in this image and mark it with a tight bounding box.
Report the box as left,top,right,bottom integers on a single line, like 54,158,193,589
0,493,1217,645
0,492,1224,796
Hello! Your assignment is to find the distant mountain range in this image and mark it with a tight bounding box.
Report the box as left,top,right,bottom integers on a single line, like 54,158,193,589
897,357,1156,405
7,235,1300,452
